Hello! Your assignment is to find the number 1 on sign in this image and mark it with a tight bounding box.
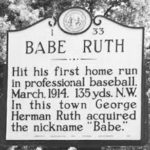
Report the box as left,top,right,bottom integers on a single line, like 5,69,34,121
51,29,54,36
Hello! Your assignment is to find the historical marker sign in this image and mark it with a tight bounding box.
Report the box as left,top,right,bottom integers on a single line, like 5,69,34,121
1,8,147,147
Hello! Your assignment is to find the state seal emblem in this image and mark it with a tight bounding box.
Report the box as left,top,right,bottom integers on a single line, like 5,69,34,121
63,10,86,33
58,8,92,34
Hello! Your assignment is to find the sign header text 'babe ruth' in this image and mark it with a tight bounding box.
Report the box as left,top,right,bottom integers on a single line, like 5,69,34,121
25,39,124,54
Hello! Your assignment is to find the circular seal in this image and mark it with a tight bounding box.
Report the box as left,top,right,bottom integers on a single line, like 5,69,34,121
58,8,92,34
63,10,86,33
